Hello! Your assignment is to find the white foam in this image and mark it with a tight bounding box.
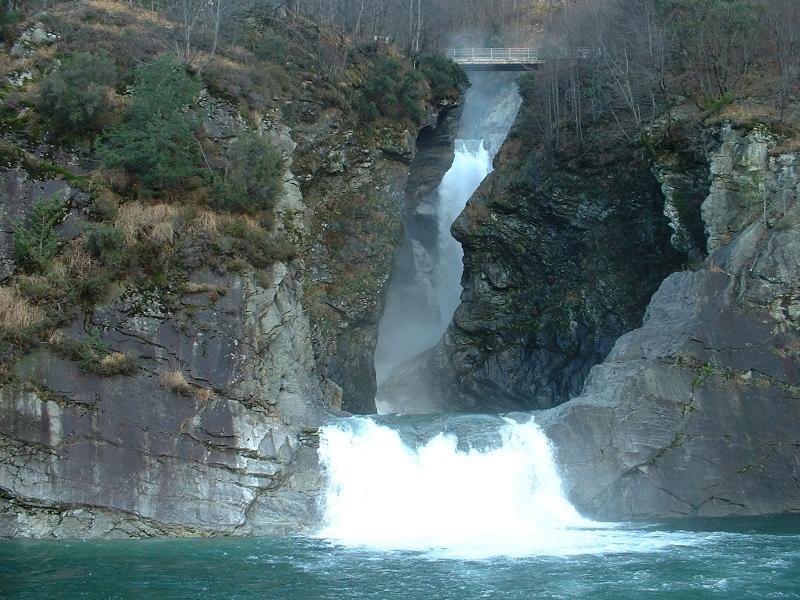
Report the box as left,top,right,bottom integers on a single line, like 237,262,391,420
317,417,705,559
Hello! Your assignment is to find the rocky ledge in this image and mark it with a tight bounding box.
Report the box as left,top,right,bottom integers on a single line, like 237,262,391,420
540,124,800,518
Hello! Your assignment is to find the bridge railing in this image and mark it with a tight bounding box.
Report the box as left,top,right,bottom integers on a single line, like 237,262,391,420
445,47,597,64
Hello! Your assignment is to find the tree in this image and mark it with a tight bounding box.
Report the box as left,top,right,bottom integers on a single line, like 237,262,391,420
13,195,67,274
38,52,117,137
96,55,203,193
667,0,759,102
212,131,285,215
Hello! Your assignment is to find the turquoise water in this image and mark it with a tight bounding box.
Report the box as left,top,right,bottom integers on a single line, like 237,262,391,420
2,517,800,599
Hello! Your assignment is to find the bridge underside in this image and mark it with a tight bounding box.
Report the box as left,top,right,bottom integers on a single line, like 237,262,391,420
458,63,540,72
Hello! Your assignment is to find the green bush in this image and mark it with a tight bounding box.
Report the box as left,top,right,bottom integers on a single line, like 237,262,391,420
84,223,127,272
13,195,67,273
96,55,203,193
0,1,21,45
417,55,469,104
212,131,284,215
358,55,426,124
253,30,288,63
38,52,117,137
56,330,139,376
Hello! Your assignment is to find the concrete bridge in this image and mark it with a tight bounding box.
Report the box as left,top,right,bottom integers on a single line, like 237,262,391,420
445,48,595,70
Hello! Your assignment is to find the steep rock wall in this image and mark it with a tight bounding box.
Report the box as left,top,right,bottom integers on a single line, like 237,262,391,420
540,124,800,518
406,126,684,412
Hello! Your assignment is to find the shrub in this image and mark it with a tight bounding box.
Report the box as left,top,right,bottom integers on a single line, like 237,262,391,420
159,369,192,395
253,30,288,63
55,330,139,376
84,223,128,272
417,54,469,104
0,3,21,45
38,52,117,137
96,55,203,193
13,195,67,274
358,55,426,124
211,131,284,215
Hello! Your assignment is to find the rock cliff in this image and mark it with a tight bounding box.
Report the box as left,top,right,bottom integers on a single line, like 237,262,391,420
393,119,684,413
0,4,463,537
541,122,800,518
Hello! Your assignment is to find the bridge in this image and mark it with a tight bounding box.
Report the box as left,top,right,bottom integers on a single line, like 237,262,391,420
445,48,595,71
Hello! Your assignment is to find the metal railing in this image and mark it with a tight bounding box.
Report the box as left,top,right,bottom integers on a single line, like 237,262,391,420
445,47,596,65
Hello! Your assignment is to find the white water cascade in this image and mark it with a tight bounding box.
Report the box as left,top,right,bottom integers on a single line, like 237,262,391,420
373,141,492,388
317,417,700,559
434,140,491,326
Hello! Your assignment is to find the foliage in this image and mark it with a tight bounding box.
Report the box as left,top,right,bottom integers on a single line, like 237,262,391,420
0,286,44,339
0,0,21,45
95,55,203,193
13,195,67,274
56,329,139,376
84,223,128,272
666,0,759,101
416,54,469,104
211,131,285,215
357,55,426,123
253,30,288,63
38,52,117,137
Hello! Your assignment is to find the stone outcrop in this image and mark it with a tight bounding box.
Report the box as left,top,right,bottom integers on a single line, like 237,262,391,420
375,73,521,405
297,103,461,414
540,125,800,518
0,4,467,533
0,261,332,537
401,127,684,413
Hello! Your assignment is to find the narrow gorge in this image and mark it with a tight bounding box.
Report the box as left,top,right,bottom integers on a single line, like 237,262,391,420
1,0,800,596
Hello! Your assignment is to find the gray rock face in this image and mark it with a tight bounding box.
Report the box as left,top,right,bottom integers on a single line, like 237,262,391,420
0,264,334,538
408,132,683,412
539,130,800,518
299,103,463,414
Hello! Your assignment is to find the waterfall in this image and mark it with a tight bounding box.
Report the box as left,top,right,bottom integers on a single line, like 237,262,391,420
374,72,523,414
434,141,491,327
373,142,492,387
317,415,701,559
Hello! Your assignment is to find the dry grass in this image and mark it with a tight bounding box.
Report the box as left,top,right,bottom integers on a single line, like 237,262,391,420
149,221,175,245
91,167,130,192
772,136,800,156
98,351,133,372
159,368,216,400
193,386,216,402
0,286,45,338
705,103,789,133
159,369,193,395
188,210,221,239
183,281,228,298
53,240,96,280
116,202,179,245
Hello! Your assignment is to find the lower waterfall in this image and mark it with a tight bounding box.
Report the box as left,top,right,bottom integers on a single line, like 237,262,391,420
316,415,702,559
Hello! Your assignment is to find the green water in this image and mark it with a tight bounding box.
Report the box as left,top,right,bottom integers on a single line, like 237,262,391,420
1,517,799,599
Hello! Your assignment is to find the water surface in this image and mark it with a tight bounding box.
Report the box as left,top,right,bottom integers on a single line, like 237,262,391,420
2,518,800,599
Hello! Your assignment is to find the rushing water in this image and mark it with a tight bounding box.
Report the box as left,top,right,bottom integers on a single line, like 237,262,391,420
374,71,521,399
8,416,797,599
373,141,492,386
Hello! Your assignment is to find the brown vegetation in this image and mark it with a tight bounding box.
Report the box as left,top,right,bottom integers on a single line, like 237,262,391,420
0,286,45,339
159,369,193,395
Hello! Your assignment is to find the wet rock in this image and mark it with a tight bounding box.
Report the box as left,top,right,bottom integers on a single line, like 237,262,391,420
539,129,800,519
417,132,683,412
0,264,335,538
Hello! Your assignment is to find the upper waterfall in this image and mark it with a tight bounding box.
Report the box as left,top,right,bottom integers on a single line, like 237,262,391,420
373,72,522,413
